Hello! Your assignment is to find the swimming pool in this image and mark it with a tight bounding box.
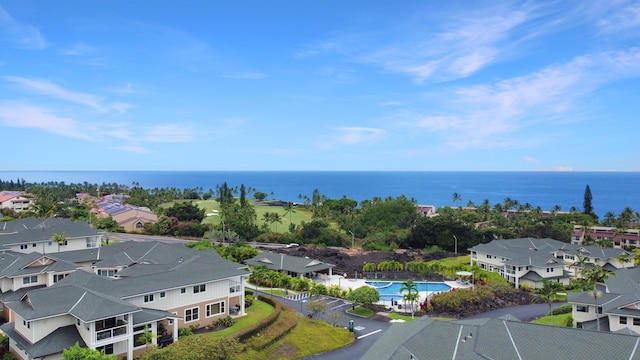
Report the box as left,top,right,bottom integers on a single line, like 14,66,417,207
365,281,452,301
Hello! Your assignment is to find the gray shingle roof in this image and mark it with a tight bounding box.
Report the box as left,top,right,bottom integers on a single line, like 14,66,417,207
0,217,102,247
0,322,85,358
363,317,640,360
53,241,249,298
244,252,334,274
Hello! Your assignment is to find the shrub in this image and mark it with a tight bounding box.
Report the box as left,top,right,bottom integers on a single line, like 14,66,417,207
139,335,242,360
550,303,573,315
245,295,254,308
215,316,235,328
565,315,574,327
247,306,298,350
234,296,282,343
178,327,193,338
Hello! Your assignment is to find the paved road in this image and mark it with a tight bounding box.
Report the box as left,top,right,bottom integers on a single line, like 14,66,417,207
254,290,390,360
297,299,566,360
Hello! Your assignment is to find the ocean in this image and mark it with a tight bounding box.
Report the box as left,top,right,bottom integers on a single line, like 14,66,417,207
1,171,638,218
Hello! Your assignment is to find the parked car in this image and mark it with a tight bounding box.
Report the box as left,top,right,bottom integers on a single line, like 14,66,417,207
286,243,299,248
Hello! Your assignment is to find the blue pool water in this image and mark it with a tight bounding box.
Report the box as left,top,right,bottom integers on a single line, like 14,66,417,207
365,281,452,301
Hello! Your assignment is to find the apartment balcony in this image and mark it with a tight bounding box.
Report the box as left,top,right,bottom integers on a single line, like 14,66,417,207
95,317,128,342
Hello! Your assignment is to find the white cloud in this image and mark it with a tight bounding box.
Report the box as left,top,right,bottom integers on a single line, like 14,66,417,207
0,6,47,49
61,42,96,56
536,166,575,172
0,103,91,140
524,156,539,163
109,83,136,95
109,102,134,114
111,144,150,154
143,124,193,142
4,76,105,111
597,3,640,33
409,48,640,150
333,127,385,145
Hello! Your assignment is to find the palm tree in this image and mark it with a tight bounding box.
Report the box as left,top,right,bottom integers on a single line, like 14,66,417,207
583,265,615,331
284,202,296,226
399,280,419,318
451,192,462,208
570,254,590,279
51,232,66,252
534,279,564,325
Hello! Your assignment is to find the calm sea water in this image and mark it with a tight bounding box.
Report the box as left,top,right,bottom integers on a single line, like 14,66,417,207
1,171,638,217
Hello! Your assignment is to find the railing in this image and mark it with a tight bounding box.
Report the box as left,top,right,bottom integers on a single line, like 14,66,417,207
96,325,127,341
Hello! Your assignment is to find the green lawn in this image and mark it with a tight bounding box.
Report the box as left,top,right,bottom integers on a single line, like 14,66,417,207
236,315,355,360
185,199,313,230
206,299,274,338
388,312,416,321
531,312,572,326
347,306,374,318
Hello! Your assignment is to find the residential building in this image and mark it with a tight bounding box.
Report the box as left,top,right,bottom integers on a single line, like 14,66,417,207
244,252,334,279
0,191,33,213
469,238,633,289
0,240,249,360
94,195,158,232
0,217,102,254
570,267,640,334
416,205,437,217
572,225,640,248
362,316,640,360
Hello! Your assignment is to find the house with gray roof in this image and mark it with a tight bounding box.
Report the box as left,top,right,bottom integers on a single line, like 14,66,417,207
362,316,640,360
469,238,633,289
570,267,640,335
0,217,103,254
244,252,334,278
0,240,249,360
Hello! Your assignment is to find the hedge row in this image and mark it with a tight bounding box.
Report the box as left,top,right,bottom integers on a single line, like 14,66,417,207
233,295,282,343
248,305,299,350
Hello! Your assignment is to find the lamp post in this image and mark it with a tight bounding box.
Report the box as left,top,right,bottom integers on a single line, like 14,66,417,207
349,230,355,248
453,235,458,254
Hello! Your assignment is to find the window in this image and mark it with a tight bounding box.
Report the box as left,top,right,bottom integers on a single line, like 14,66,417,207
54,274,66,283
193,284,206,293
160,291,166,298
20,244,28,250
97,269,117,277
620,317,628,325
486,255,492,259
634,318,640,326
230,284,240,293
185,307,199,322
23,275,37,285
32,243,37,247
576,306,587,312
97,344,114,355
206,302,225,317
144,294,155,303
181,288,186,294
23,320,30,329
597,307,602,314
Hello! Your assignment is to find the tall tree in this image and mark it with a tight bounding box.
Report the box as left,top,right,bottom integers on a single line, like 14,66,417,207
51,232,66,252
399,280,420,318
534,279,564,325
583,265,615,331
583,185,593,216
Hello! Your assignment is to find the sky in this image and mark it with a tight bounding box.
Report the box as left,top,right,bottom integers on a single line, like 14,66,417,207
1,1,639,171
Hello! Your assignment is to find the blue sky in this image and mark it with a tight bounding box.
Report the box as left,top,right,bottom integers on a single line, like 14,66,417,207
1,1,639,171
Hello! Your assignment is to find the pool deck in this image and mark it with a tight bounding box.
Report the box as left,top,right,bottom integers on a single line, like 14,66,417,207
320,275,473,311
